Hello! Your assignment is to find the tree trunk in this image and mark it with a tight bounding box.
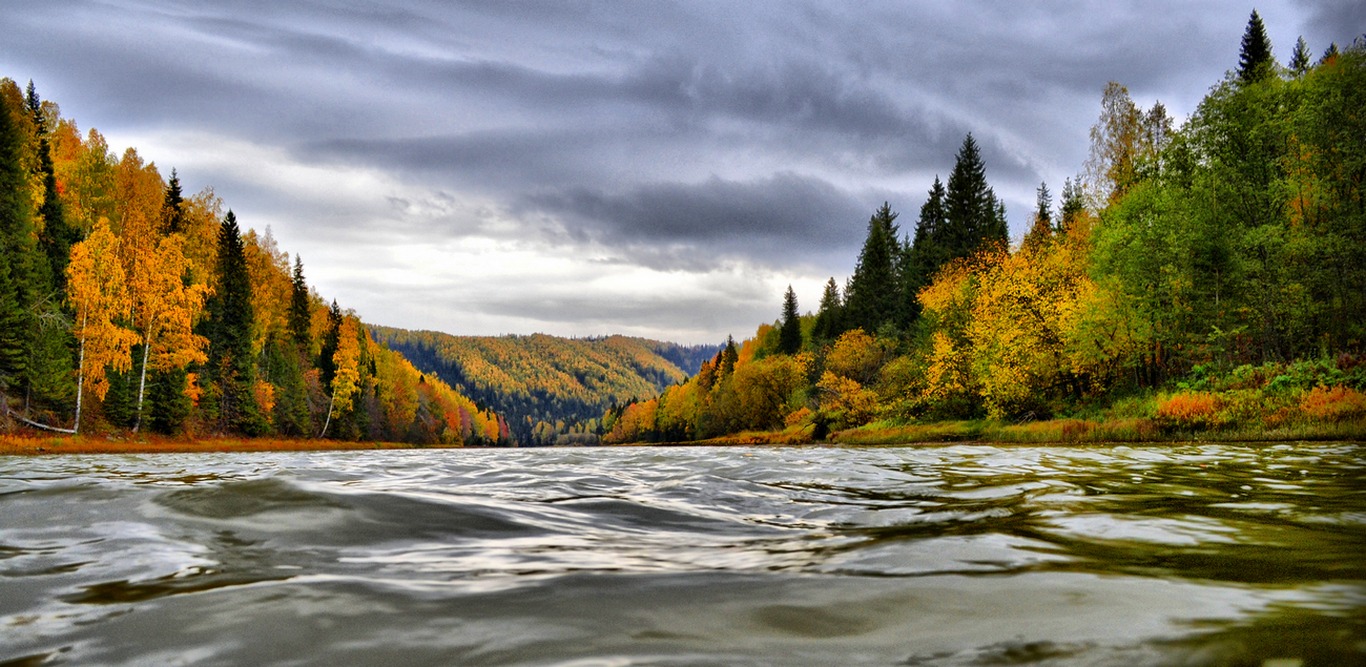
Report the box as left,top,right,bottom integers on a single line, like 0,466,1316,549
73,312,87,435
133,335,151,432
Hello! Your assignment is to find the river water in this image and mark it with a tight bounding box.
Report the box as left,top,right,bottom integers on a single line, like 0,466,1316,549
1,444,1363,666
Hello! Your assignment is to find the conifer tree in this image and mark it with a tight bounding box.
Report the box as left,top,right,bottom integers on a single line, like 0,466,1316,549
0,81,37,401
901,176,948,325
27,82,76,294
1319,43,1339,65
944,133,1007,261
811,278,844,345
163,168,186,234
778,285,802,354
1237,10,1274,84
289,255,312,350
1289,36,1311,76
1022,182,1054,250
719,336,739,377
844,202,900,334
1059,176,1085,234
204,210,262,434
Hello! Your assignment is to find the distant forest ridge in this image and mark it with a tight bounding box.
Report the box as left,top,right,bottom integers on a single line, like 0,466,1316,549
372,327,719,445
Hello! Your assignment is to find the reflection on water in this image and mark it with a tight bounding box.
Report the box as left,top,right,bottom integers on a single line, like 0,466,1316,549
1,444,1363,665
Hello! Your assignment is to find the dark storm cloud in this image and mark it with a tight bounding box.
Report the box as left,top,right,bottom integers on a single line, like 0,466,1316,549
1,0,1328,341
521,173,869,270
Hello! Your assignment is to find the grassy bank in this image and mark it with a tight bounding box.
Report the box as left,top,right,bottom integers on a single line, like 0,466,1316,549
827,416,1366,446
0,433,452,456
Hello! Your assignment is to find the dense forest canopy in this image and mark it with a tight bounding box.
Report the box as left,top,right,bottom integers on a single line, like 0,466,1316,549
0,81,507,445
602,21,1366,444
374,327,717,445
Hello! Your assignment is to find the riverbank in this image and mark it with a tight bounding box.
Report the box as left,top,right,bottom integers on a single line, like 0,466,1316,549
619,414,1366,447
0,433,450,456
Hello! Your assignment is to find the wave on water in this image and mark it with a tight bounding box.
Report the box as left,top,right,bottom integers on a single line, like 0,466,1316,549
1,444,1363,665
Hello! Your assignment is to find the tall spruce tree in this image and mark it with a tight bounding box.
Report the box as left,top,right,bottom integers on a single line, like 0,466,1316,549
289,255,312,350
0,81,37,400
27,82,76,294
844,202,900,334
1289,36,1312,76
1059,176,1085,234
811,277,844,345
1022,182,1054,250
1237,10,1274,84
205,210,262,434
163,169,186,234
901,176,949,325
778,285,802,354
944,134,1007,260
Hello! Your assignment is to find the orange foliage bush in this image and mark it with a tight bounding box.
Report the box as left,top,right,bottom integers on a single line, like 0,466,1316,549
1298,386,1366,422
1154,392,1223,430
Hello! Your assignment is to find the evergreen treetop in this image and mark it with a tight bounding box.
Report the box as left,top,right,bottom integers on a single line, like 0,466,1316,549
1289,36,1311,75
778,285,802,355
1237,10,1274,84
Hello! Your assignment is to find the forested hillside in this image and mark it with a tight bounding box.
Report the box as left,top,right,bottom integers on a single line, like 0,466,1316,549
374,327,718,445
0,80,508,445
604,18,1366,444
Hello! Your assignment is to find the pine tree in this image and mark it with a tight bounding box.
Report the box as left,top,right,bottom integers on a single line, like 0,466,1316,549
0,81,37,400
318,299,342,385
811,278,844,345
1289,36,1311,76
147,367,191,434
289,255,312,350
1237,10,1274,85
163,168,186,234
1022,182,1054,250
27,82,76,295
1319,43,1339,65
1059,176,1085,235
944,133,1007,259
204,210,262,434
844,202,900,334
719,336,739,377
778,285,802,354
901,176,948,324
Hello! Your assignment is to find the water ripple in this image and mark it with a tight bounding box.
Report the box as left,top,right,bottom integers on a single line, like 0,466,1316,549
1,444,1362,665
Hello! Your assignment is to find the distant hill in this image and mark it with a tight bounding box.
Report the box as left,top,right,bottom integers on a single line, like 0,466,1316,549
371,327,720,445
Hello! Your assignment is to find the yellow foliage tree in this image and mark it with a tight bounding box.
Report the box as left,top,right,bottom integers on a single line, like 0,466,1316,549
130,234,211,431
66,218,138,432
319,314,361,438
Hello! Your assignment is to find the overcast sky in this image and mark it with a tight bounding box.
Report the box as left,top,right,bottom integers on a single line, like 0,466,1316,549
3,1,1362,344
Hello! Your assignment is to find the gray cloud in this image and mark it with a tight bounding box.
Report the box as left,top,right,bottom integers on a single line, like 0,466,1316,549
1,0,1327,343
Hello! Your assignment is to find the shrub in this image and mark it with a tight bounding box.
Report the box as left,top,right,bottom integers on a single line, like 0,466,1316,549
1299,386,1366,423
1154,391,1223,431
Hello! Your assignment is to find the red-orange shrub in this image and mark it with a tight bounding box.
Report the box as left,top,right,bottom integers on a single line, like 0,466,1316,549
1154,392,1223,430
1299,386,1366,422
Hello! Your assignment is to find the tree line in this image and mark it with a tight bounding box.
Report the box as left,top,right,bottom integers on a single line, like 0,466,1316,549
0,80,508,444
602,14,1366,443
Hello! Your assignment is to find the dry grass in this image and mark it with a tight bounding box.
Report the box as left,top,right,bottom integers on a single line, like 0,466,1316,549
0,433,450,456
